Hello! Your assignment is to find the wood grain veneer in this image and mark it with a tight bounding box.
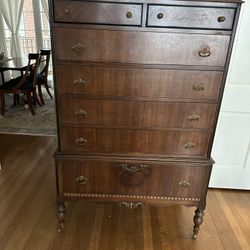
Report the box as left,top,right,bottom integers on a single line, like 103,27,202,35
60,127,210,157
49,0,242,239
54,28,230,66
58,159,208,198
56,64,224,100
147,5,235,29
54,1,143,26
59,98,217,129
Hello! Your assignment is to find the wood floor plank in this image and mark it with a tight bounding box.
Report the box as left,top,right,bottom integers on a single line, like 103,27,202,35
0,134,250,250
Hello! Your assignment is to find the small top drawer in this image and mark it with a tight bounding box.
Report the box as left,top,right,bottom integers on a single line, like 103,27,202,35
54,0,142,26
147,5,235,30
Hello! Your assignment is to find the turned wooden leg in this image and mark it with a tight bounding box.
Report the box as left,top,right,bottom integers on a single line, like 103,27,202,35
57,202,65,232
193,208,204,239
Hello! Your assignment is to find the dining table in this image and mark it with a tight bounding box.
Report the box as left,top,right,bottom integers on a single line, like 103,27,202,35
0,57,29,85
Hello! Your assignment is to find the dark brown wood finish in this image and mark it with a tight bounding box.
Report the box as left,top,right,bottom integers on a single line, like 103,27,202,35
54,1,143,26
59,98,217,129
49,0,242,239
147,5,235,30
58,159,209,199
56,64,224,100
54,28,230,66
60,127,210,157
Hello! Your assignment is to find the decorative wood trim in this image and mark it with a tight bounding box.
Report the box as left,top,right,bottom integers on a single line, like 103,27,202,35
63,193,200,202
119,201,144,209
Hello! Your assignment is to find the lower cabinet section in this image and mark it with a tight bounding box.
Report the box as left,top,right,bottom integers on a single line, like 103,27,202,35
58,158,208,200
55,155,213,238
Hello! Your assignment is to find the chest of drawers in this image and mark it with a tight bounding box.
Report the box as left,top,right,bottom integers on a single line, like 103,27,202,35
49,0,242,238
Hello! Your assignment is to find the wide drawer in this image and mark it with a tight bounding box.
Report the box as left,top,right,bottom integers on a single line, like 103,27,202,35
59,98,217,129
60,127,210,157
56,65,223,100
54,1,142,26
147,5,235,30
58,159,210,201
54,28,230,67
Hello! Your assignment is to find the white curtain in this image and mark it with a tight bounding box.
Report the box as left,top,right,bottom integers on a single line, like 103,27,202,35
0,0,24,58
41,0,49,21
0,10,7,56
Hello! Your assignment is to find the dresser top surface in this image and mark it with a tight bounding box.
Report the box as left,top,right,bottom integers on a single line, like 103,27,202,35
52,0,243,4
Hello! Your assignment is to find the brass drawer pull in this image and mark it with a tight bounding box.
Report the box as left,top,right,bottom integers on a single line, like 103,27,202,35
64,9,70,15
184,142,195,149
178,180,190,188
192,84,204,91
199,47,211,57
73,78,87,87
157,13,164,19
126,11,132,18
75,176,88,185
188,113,200,121
72,43,85,52
75,137,87,146
218,16,225,22
75,109,87,117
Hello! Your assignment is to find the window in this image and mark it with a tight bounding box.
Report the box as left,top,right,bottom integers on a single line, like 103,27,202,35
3,0,50,57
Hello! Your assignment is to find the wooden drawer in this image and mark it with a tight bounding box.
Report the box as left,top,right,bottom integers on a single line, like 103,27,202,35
59,98,217,129
60,127,210,157
54,28,230,67
54,1,142,26
56,65,223,100
58,159,210,200
147,5,235,30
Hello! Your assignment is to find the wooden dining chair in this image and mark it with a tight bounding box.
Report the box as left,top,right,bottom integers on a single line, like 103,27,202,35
37,50,52,105
0,53,41,116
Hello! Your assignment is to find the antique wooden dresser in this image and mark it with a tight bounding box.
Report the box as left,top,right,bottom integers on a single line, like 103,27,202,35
49,0,242,238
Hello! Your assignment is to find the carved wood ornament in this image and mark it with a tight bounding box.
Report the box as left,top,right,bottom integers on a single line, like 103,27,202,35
116,163,152,186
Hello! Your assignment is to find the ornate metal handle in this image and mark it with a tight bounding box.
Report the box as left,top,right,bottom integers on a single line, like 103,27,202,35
157,13,164,19
73,78,87,87
75,109,87,117
118,163,151,174
72,42,85,52
188,113,200,121
184,142,195,149
75,137,87,146
192,83,204,91
126,11,132,18
178,180,190,188
75,176,88,185
199,47,211,57
119,202,144,209
64,9,70,15
218,16,225,22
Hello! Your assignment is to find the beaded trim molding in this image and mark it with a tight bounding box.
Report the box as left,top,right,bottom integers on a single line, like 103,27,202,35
63,193,200,202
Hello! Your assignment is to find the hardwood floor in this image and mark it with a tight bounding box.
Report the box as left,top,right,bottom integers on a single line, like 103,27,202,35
0,134,249,250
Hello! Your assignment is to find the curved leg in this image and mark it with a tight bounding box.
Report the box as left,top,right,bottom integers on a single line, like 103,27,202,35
57,202,65,232
37,84,45,105
44,82,53,99
193,208,204,239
